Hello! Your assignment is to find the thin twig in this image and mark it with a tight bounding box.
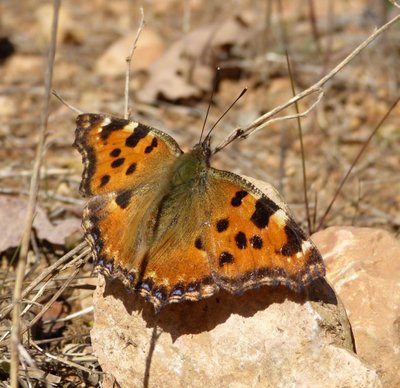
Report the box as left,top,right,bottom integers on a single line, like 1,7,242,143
216,12,400,151
0,248,91,348
389,0,400,10
1,242,89,322
308,0,322,55
235,90,323,139
285,51,312,234
124,7,145,119
52,89,83,114
10,2,60,386
43,306,93,324
0,167,75,179
23,267,82,334
316,96,400,231
0,187,84,206
30,342,95,374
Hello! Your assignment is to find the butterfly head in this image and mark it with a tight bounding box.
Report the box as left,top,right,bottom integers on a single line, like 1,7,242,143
194,136,212,160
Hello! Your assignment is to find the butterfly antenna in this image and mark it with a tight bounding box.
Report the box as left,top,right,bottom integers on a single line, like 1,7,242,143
199,67,220,143
204,87,247,144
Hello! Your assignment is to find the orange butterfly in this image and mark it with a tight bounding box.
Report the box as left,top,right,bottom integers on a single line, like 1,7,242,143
74,113,325,310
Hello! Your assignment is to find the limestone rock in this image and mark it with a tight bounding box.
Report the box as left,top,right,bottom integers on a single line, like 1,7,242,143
91,275,380,387
312,226,400,387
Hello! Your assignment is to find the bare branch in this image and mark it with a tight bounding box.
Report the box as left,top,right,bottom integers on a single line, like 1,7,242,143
124,7,145,119
216,12,400,151
388,0,400,10
10,1,60,386
52,89,83,114
316,96,400,231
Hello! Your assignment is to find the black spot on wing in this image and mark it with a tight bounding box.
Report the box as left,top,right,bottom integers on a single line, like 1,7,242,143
100,118,130,140
235,232,247,249
250,197,280,229
115,189,133,209
110,148,121,157
250,235,263,249
126,162,137,175
231,190,248,207
144,137,158,154
111,158,125,168
195,237,205,250
216,218,229,232
99,175,110,187
280,218,306,256
125,125,150,148
219,252,234,267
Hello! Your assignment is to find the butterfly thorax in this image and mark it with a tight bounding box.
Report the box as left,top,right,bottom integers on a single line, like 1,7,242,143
171,143,211,188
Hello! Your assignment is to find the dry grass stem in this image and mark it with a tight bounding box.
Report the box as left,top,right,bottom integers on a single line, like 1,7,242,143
285,51,312,234
317,96,400,231
10,2,60,386
124,7,145,119
23,267,82,334
1,242,89,322
0,187,84,205
30,341,95,374
216,12,400,150
52,89,83,114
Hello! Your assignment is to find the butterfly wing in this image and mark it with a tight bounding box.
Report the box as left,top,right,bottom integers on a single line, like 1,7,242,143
128,166,325,309
74,113,182,196
204,169,325,293
74,114,184,280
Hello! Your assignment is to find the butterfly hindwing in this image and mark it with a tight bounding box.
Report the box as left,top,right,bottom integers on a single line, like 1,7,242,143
118,167,325,309
203,169,325,293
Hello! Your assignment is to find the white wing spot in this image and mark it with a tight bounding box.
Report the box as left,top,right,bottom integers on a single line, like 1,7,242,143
271,209,288,227
124,122,139,133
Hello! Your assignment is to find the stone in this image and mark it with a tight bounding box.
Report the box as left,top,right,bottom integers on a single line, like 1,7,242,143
91,275,381,387
312,226,400,387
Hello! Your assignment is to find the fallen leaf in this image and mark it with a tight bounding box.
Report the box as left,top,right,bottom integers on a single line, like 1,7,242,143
138,16,253,103
0,196,81,252
95,28,165,77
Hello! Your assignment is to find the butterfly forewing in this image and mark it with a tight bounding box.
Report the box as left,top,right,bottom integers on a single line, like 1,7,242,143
74,114,182,196
74,114,187,296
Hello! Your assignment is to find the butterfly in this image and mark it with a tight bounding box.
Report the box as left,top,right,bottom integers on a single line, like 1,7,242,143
74,113,325,311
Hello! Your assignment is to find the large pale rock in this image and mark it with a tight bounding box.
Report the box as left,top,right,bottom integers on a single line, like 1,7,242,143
312,226,400,387
91,276,380,387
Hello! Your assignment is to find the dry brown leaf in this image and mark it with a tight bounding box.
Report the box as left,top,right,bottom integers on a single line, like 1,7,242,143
138,16,253,103
95,28,165,78
0,195,81,252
